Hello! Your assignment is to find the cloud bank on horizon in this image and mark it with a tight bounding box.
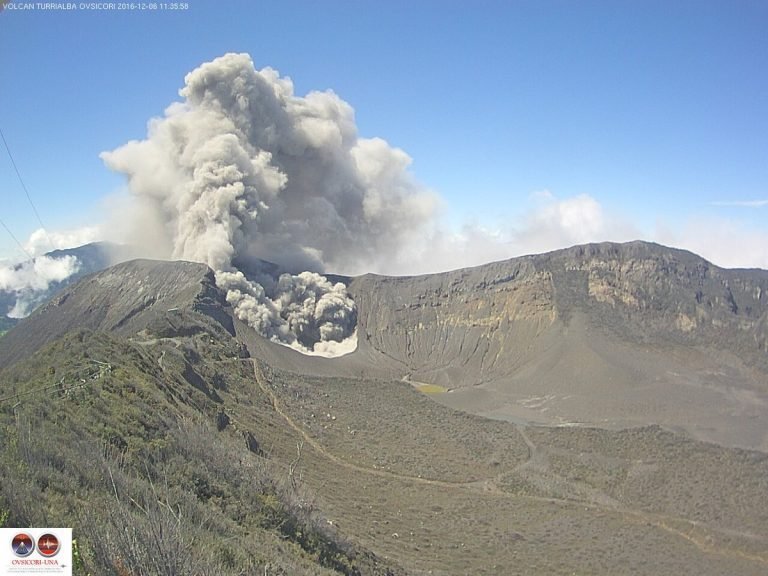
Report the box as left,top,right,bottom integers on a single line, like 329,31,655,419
0,254,80,318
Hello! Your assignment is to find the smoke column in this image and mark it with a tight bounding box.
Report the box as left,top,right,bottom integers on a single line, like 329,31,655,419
101,53,437,355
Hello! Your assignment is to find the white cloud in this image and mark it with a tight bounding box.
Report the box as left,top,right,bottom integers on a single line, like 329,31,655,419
377,223,515,276
654,216,768,270
509,191,639,255
709,200,768,208
379,192,640,275
0,254,81,318
24,226,102,257
378,190,768,274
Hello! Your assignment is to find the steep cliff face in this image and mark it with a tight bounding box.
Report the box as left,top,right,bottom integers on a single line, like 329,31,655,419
2,242,767,449
343,242,768,449
349,258,558,385
540,242,768,352
349,242,768,387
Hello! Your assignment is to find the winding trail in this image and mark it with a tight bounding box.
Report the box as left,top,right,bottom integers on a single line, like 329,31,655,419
514,424,544,472
253,361,476,492
251,360,768,568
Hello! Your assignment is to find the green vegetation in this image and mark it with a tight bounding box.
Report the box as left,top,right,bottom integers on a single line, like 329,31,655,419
413,383,448,395
2,272,767,574
0,329,398,575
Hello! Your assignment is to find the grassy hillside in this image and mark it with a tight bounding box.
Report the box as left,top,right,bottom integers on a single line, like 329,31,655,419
2,323,768,574
2,251,768,575
0,328,400,576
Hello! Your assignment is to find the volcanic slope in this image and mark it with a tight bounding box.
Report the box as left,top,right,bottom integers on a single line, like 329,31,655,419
1,249,768,574
0,259,233,368
338,241,768,450
0,241,136,333
0,254,768,575
0,261,402,575
4,241,768,451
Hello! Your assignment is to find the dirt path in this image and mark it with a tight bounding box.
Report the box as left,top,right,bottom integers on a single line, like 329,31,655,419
254,361,477,492
514,424,545,472
252,360,768,567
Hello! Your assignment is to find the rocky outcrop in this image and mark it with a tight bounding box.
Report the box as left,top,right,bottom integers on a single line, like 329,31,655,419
538,242,768,359
3,241,768,449
342,242,768,449
348,241,768,386
0,259,232,368
348,258,558,385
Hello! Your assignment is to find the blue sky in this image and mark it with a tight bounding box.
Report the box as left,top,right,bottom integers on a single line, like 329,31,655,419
1,0,767,270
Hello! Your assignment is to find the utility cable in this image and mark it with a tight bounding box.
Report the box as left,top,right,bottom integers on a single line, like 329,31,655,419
0,217,32,260
0,126,56,253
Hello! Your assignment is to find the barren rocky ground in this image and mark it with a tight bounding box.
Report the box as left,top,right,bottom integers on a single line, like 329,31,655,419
2,242,767,574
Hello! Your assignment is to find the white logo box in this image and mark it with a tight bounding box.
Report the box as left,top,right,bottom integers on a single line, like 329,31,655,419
0,528,72,575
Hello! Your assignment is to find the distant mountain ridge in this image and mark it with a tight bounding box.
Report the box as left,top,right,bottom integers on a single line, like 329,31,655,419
345,241,768,449
3,239,768,574
350,240,768,383
0,241,134,331
2,240,768,449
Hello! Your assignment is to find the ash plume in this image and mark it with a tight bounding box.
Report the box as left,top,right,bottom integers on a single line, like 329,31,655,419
101,53,436,355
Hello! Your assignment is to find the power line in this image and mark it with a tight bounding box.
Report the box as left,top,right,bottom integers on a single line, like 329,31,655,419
0,217,32,260
0,126,56,253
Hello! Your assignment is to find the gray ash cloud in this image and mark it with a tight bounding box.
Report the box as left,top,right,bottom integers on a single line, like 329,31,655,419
101,53,436,355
